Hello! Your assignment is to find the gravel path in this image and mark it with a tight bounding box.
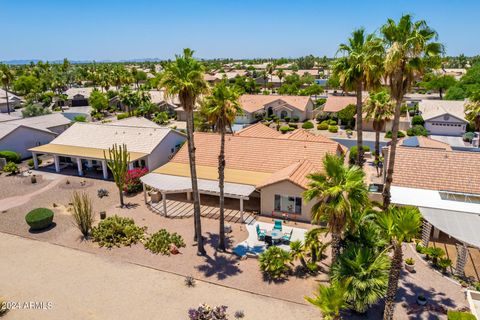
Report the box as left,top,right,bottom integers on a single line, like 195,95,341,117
0,232,319,320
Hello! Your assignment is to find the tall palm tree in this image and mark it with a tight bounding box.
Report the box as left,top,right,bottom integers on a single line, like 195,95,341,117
376,206,422,320
465,92,480,132
305,283,348,320
160,48,209,255
0,64,15,115
276,69,286,87
333,28,384,166
303,154,369,264
363,90,394,166
204,81,242,251
331,247,390,313
261,70,269,91
381,15,443,208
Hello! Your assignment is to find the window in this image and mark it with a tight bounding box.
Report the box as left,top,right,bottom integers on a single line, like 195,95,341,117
274,194,302,214
439,191,480,204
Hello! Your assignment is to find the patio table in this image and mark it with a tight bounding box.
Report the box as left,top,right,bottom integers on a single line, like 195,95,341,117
266,230,283,244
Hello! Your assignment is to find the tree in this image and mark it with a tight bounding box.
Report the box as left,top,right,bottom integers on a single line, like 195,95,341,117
305,283,348,320
104,144,129,207
381,14,443,209
21,103,51,118
331,247,390,313
333,28,384,166
420,73,456,99
276,69,286,86
296,55,316,69
465,91,480,131
160,48,209,255
364,90,394,164
303,154,369,264
376,206,422,320
204,81,242,251
90,89,109,114
0,64,15,115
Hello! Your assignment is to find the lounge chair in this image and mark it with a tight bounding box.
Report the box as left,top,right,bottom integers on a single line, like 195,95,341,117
256,224,266,240
273,219,283,231
282,229,293,243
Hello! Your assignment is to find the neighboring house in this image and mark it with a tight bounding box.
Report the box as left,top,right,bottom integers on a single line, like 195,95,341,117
417,100,468,136
141,125,345,222
0,89,22,113
0,113,72,158
237,94,314,124
29,117,186,179
65,87,95,107
322,95,357,114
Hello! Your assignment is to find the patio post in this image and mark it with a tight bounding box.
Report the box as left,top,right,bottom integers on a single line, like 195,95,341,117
142,183,147,204
240,197,244,223
162,192,167,217
76,157,83,176
101,160,108,179
32,153,39,169
54,155,60,173
187,191,191,201
455,242,468,277
421,220,432,247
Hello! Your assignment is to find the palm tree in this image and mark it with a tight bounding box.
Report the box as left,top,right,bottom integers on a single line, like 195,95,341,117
0,64,15,115
376,206,422,320
289,240,308,269
266,63,276,85
381,15,443,209
261,70,269,91
160,48,209,255
465,92,480,132
331,247,390,313
333,28,384,166
364,90,394,168
276,69,286,87
305,283,348,320
303,154,369,264
204,81,242,251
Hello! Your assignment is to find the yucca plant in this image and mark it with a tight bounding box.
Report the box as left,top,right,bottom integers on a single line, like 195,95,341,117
71,191,95,239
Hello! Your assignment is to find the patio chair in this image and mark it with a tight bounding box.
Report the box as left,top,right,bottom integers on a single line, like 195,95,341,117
264,235,273,246
282,229,293,244
273,219,283,231
256,224,266,240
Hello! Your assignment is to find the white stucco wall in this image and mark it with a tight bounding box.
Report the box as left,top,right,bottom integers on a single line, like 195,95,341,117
424,115,467,136
0,127,57,159
147,131,186,170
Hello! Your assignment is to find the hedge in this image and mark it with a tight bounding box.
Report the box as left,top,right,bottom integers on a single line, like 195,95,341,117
447,311,476,320
25,208,54,230
302,121,314,129
349,145,371,162
317,122,329,130
0,151,21,163
117,113,130,120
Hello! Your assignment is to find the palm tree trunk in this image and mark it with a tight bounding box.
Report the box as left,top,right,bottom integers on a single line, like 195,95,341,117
355,82,364,166
383,242,403,320
331,232,341,266
218,129,226,251
4,86,10,115
375,129,380,163
119,187,124,207
186,110,206,255
382,99,402,209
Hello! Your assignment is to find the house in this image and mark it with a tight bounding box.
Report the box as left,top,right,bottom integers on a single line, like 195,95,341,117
0,113,72,159
322,95,357,114
65,87,95,107
0,89,22,113
140,125,345,222
29,117,186,179
237,94,314,124
417,100,468,136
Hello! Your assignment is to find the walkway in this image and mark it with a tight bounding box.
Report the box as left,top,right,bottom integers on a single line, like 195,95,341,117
0,232,318,320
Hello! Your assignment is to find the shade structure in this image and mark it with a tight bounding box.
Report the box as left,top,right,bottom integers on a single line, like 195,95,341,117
141,173,256,199
419,207,480,248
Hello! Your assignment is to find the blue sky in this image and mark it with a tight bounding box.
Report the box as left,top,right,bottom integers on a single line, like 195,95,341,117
1,0,479,61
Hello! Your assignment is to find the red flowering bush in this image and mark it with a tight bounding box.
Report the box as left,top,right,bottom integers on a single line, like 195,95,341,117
124,167,148,194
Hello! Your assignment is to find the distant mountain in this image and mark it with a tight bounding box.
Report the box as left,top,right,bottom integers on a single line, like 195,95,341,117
2,58,163,65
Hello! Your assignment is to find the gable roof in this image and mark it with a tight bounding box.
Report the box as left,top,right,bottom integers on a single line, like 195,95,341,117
239,94,311,113
418,99,467,122
390,146,480,195
399,136,452,151
65,87,95,100
0,123,56,141
323,95,357,113
235,123,282,138
106,116,161,128
8,113,71,131
257,159,319,189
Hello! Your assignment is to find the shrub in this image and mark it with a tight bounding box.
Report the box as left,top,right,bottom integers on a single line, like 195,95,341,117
329,119,337,125
385,130,406,139
425,247,445,264
406,125,428,137
411,115,425,126
0,151,21,163
2,162,18,174
279,126,291,134
292,116,299,122
317,122,329,130
185,275,196,287
259,246,292,279
92,215,146,248
124,167,148,193
438,258,452,273
116,113,130,120
188,304,228,320
447,310,476,320
405,258,415,265
73,115,87,122
284,116,290,123
27,158,42,168
71,192,94,238
463,132,475,142
25,208,54,230
328,125,338,133
288,123,298,129
144,229,186,255
97,188,109,198
416,243,426,253
349,145,371,163
302,121,314,129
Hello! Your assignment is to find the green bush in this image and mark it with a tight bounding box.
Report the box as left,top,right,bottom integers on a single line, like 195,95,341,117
411,115,425,126
73,115,87,122
447,310,476,320
292,116,299,122
288,123,298,129
463,132,475,142
279,126,293,134
407,125,428,137
328,125,338,133
144,229,186,255
0,151,21,163
385,130,406,139
328,119,337,126
27,158,42,168
259,246,292,279
302,121,314,129
117,113,130,120
3,162,18,174
317,122,329,130
425,247,445,264
438,258,452,272
349,145,371,162
25,208,54,230
92,215,146,248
